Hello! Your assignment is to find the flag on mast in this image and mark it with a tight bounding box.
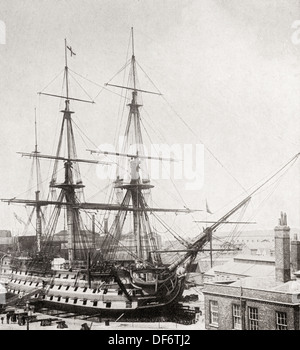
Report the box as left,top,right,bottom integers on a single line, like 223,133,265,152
67,45,76,57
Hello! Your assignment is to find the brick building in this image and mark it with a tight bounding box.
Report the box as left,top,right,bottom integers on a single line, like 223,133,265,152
203,212,300,330
203,276,300,330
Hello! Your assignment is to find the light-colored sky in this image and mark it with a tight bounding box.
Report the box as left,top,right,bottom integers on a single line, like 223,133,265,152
1,0,300,238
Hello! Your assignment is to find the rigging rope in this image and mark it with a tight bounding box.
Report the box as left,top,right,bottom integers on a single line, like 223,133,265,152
207,154,299,261
39,68,65,93
68,71,95,102
136,60,248,194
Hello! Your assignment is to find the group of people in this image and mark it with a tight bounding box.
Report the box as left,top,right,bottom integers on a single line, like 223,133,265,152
0,312,27,325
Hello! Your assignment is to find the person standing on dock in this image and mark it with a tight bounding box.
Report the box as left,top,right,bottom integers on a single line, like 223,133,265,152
6,313,10,324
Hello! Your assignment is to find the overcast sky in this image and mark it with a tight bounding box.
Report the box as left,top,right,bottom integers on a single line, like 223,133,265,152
1,0,300,238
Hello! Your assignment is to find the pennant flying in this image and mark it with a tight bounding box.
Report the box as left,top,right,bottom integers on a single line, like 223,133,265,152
67,46,76,56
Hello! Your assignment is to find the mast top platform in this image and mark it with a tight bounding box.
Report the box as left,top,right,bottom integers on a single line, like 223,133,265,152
114,183,154,190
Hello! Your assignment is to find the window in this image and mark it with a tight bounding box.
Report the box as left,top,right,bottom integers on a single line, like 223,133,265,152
74,287,78,291
276,312,287,330
65,297,69,303
232,304,242,329
73,298,78,304
126,301,132,309
66,286,70,291
49,296,53,301
83,299,87,306
248,307,259,330
58,285,62,290
93,301,98,307
83,287,87,292
209,300,219,326
57,296,61,302
232,304,242,330
106,302,112,308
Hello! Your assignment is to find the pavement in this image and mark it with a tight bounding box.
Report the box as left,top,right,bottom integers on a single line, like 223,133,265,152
0,309,205,330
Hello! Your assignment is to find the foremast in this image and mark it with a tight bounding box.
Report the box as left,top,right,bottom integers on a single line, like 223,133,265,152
48,39,85,267
5,40,94,268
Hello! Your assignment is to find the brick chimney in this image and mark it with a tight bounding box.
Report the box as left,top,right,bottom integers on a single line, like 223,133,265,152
291,234,300,276
274,212,290,283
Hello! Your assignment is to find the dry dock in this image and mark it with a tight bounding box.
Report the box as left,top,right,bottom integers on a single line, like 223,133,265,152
0,308,205,330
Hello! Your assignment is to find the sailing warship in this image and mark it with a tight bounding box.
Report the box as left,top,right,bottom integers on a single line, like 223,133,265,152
0,29,270,315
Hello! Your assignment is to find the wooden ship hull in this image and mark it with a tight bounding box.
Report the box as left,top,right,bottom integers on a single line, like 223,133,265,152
5,263,187,315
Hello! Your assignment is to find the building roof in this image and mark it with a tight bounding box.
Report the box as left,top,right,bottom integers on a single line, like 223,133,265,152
215,261,274,278
196,257,232,273
232,254,274,264
230,276,279,290
273,279,300,293
205,254,275,279
227,275,300,303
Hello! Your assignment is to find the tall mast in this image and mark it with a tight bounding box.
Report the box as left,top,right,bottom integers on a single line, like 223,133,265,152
102,28,162,264
34,107,40,190
2,39,101,266
51,39,82,267
64,38,69,100
131,27,137,91
34,108,42,253
65,39,74,265
130,28,142,259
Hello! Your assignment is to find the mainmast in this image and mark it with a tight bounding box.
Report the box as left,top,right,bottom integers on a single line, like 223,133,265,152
64,39,74,264
34,108,42,253
54,39,79,266
102,28,162,264
129,27,143,260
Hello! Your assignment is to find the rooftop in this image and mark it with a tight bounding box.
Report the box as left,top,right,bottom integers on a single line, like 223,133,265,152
230,276,279,290
204,254,275,279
